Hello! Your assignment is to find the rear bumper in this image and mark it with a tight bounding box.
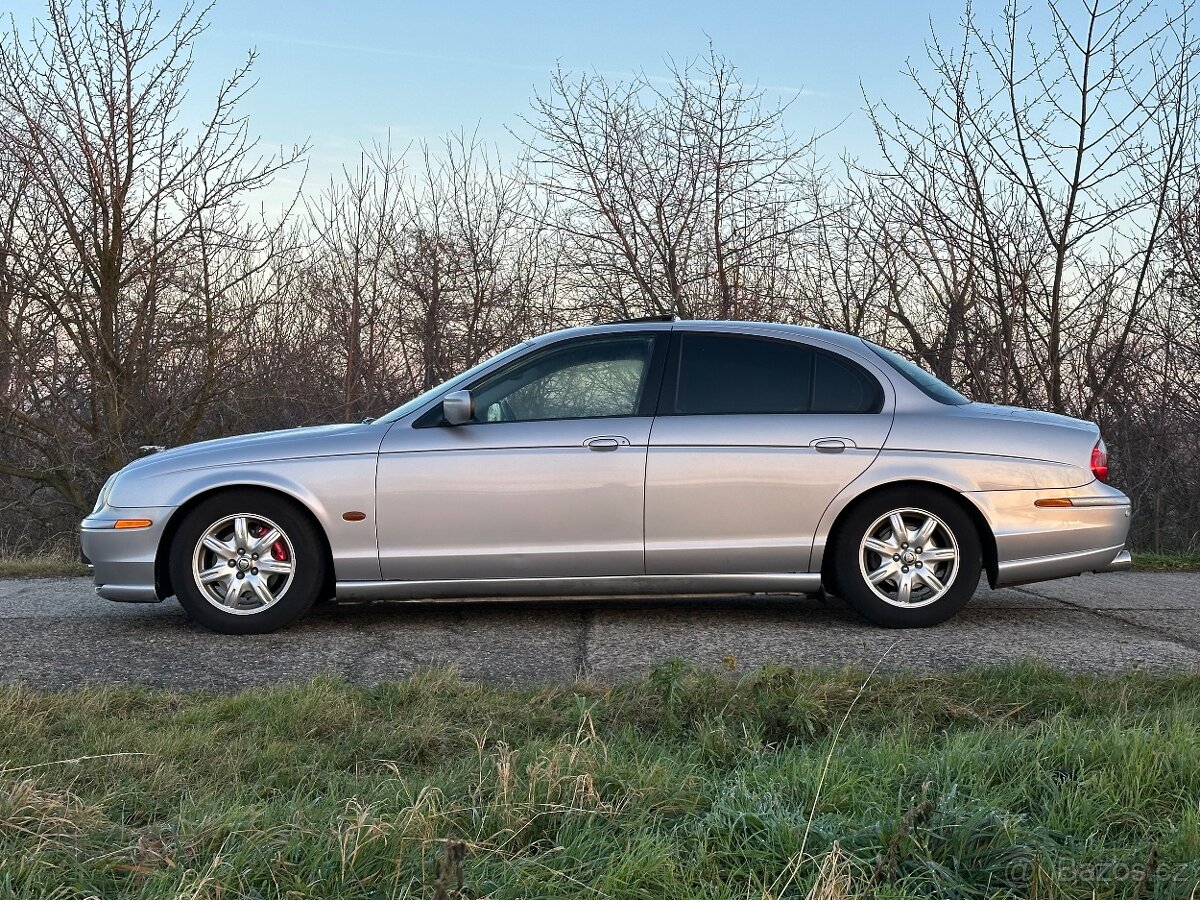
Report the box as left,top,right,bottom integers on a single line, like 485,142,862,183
971,482,1132,589
994,543,1129,588
80,506,173,603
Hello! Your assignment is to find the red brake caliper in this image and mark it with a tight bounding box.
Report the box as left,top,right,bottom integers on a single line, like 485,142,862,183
249,524,288,562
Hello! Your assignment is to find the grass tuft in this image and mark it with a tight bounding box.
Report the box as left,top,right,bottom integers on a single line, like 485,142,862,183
1132,550,1200,571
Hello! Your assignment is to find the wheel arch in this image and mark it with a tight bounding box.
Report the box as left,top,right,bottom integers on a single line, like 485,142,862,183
818,479,998,589
154,484,335,600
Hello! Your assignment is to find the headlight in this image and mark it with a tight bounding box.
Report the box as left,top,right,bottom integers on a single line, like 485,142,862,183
93,474,118,513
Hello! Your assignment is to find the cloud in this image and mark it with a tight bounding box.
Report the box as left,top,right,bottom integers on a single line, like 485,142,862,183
228,31,547,74
225,31,832,100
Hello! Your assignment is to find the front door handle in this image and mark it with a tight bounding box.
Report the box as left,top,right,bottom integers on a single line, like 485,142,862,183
812,438,847,453
584,435,628,451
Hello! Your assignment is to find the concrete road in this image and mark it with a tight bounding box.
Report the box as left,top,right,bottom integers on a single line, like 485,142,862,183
0,572,1197,690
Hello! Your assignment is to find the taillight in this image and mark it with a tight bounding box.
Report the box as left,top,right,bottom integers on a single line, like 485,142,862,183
1091,439,1109,482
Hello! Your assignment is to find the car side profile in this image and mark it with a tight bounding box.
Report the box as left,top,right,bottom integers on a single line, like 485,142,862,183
81,320,1132,634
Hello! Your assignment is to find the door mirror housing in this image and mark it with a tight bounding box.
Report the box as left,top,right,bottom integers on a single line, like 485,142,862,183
442,390,474,425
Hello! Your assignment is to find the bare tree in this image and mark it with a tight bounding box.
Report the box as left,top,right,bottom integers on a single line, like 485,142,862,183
393,133,551,390
524,51,817,320
1,0,1199,553
0,0,302,519
305,143,407,421
857,0,1198,414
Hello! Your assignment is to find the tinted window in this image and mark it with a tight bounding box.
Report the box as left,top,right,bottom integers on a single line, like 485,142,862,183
468,335,658,423
864,341,970,405
665,332,882,416
669,333,813,415
812,351,881,413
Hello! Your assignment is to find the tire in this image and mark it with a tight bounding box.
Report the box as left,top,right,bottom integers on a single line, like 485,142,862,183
832,488,981,628
169,489,327,634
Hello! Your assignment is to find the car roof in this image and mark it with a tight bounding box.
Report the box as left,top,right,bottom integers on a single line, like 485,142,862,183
529,319,868,353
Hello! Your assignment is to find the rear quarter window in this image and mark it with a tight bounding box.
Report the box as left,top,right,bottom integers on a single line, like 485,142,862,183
864,341,970,405
811,350,883,413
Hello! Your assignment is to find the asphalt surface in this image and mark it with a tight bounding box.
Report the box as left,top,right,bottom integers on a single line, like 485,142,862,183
0,572,1197,690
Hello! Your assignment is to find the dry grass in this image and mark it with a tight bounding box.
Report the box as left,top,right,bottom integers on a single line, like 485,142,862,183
0,552,89,578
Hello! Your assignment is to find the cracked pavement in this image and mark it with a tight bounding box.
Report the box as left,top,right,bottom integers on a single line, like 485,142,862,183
0,572,1196,690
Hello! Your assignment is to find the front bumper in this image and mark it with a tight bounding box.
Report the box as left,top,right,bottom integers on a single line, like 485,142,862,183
80,506,174,602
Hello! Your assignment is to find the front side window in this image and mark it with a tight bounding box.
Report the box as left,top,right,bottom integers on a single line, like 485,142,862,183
663,333,882,415
468,335,659,423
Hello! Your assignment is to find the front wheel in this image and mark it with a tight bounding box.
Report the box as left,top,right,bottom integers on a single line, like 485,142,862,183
169,490,327,634
832,489,981,628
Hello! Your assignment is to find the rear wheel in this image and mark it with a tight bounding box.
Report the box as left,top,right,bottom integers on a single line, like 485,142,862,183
169,490,326,634
833,488,981,628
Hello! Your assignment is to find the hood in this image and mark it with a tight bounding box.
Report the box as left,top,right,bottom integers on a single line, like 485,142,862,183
115,422,385,483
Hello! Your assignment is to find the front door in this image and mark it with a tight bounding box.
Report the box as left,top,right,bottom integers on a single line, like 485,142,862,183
644,330,894,575
376,332,667,581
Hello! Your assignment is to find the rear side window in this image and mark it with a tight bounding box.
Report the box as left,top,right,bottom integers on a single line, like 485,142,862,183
670,333,810,415
663,333,882,415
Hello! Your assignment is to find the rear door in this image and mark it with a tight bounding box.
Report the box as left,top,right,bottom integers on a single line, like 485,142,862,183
644,330,893,575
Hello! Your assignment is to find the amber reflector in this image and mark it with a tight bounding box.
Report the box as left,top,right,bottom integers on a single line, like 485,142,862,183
342,511,367,521
1033,499,1074,508
113,519,153,528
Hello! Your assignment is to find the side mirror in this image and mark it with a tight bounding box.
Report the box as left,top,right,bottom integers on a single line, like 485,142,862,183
442,390,474,425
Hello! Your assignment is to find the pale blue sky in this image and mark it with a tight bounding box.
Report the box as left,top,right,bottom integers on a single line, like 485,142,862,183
5,0,975,189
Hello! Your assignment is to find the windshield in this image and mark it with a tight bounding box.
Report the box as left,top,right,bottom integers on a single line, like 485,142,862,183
373,340,535,424
863,341,970,406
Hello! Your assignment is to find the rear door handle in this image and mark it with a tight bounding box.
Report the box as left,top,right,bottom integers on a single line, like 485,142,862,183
812,438,848,453
584,435,629,451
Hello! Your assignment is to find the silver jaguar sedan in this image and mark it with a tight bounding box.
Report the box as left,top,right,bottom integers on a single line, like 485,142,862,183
81,320,1132,634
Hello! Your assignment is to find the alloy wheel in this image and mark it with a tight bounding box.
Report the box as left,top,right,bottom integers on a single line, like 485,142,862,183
191,513,295,615
858,507,960,608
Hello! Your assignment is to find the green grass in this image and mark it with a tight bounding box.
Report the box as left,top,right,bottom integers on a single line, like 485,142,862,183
0,552,89,578
2,663,1198,898
1132,551,1200,572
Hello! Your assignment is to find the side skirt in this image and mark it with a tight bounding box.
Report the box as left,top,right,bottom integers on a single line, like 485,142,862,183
334,573,822,602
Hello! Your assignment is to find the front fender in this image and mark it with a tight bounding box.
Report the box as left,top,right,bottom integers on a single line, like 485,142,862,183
130,456,381,582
